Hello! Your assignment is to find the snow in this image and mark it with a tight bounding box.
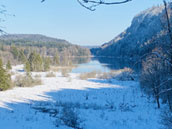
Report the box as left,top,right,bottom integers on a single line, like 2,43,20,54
0,65,162,129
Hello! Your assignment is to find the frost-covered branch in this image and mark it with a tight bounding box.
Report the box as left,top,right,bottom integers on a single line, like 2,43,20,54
157,88,172,96
149,78,172,93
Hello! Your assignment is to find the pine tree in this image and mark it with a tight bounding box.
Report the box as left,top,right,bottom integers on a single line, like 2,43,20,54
6,60,12,70
28,52,43,72
43,57,51,71
28,52,36,71
35,53,43,71
18,50,27,63
25,60,31,75
10,45,19,59
53,52,60,66
0,58,11,91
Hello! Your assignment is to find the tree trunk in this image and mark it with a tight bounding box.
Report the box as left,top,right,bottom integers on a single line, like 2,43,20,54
156,96,160,109
164,0,172,112
167,94,172,110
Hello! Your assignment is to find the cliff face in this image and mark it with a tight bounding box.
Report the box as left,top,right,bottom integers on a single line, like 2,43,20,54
92,4,171,58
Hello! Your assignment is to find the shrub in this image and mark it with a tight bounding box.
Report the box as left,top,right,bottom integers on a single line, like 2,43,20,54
50,66,59,72
79,71,98,80
14,75,42,87
34,74,41,78
161,109,172,129
61,68,71,77
98,72,111,80
99,68,134,81
60,106,82,129
112,68,134,81
46,72,56,77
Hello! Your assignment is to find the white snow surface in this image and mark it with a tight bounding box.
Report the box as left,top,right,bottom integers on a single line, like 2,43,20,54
0,65,162,129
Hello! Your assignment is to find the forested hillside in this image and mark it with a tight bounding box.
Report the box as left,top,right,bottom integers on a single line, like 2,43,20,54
0,34,91,64
91,4,171,58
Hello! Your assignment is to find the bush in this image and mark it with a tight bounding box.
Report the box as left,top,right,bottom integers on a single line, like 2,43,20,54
61,69,69,77
50,66,59,72
98,72,111,80
61,67,73,77
161,109,172,129
99,68,135,81
34,74,41,78
112,68,134,81
14,75,42,87
46,72,56,77
79,71,98,80
60,106,82,129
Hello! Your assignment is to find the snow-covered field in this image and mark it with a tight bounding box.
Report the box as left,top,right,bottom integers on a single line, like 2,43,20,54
0,65,162,129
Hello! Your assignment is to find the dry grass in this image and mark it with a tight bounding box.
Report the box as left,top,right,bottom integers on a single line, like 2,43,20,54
9,71,15,76
79,71,99,80
61,67,73,77
98,68,134,81
35,74,41,78
46,72,56,77
14,75,42,87
61,69,69,77
50,66,59,72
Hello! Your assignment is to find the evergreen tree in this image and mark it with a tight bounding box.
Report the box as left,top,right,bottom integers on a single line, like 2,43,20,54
18,50,27,63
6,60,12,70
43,57,51,71
28,52,36,71
25,60,31,75
35,53,43,71
10,45,19,59
53,52,60,65
28,52,43,72
0,58,11,91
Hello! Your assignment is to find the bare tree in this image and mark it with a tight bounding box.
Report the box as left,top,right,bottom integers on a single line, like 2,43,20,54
0,4,11,34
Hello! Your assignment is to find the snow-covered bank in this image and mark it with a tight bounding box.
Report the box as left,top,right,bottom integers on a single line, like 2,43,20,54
0,65,162,129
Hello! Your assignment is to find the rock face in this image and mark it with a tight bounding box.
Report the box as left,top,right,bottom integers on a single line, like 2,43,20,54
91,4,171,58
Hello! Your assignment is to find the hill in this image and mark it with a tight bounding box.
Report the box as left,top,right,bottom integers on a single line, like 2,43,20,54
91,4,171,58
0,34,91,57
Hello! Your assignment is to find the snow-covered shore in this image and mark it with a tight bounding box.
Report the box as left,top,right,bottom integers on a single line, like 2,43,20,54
0,65,161,129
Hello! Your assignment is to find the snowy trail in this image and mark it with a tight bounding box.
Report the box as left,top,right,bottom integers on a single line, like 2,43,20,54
0,66,161,129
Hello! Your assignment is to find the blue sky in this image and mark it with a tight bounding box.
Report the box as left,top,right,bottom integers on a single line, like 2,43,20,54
1,0,163,46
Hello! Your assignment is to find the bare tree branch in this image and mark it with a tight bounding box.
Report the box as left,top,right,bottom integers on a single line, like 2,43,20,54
78,0,132,11
41,0,132,11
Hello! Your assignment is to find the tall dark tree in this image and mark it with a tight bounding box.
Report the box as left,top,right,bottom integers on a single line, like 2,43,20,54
18,50,27,63
43,57,51,71
0,58,11,91
53,52,60,66
6,60,12,70
10,45,19,59
28,52,43,72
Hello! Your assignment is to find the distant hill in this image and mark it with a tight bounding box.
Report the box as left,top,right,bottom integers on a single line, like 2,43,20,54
82,45,100,49
0,34,71,48
0,34,69,43
91,4,171,58
0,34,91,56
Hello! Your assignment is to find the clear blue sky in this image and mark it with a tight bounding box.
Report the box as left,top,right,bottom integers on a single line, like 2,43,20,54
1,0,163,46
